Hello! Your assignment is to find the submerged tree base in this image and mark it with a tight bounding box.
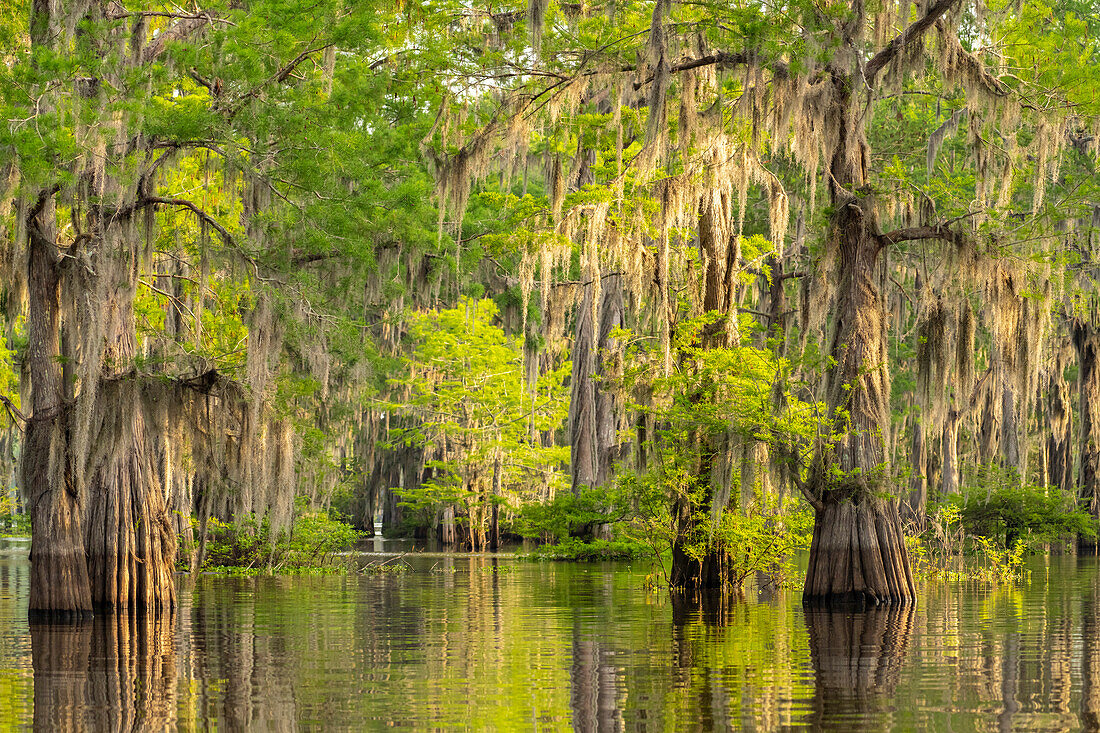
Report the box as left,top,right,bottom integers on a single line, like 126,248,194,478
804,497,915,608
669,545,730,591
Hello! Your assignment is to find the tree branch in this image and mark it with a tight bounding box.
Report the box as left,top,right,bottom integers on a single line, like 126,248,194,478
141,196,234,247
142,14,214,64
226,44,334,119
632,51,788,91
865,0,959,86
0,395,27,428
879,224,968,248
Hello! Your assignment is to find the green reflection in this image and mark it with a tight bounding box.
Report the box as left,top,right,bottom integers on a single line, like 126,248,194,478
0,550,1098,730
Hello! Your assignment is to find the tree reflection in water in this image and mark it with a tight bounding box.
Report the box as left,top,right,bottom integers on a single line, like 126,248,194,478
31,614,176,731
804,604,915,729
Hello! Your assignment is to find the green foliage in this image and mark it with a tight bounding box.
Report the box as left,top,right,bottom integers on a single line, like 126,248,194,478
970,536,1030,585
516,487,626,542
526,537,645,561
390,298,569,542
0,494,28,537
197,510,361,573
615,313,821,588
958,478,1098,551
911,471,1095,584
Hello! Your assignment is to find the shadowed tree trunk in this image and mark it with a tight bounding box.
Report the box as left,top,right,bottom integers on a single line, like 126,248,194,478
1075,322,1100,551
669,193,740,590
1046,361,1074,496
571,282,598,495
25,197,92,618
595,274,626,487
942,408,962,496
802,37,921,603
905,412,928,529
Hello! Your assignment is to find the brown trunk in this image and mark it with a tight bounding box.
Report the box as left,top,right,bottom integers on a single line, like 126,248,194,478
25,198,93,618
804,78,914,603
941,409,961,495
1075,324,1100,552
440,504,456,545
1075,323,1100,522
594,273,625,486
905,414,927,529
1000,380,1021,474
83,381,178,614
804,497,915,606
1046,364,1073,496
570,282,598,494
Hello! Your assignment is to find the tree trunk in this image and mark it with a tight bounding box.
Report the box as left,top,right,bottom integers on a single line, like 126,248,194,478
1075,323,1100,551
594,273,625,487
1046,364,1073,496
25,199,92,618
804,107,915,604
82,380,178,614
941,409,961,495
570,282,598,495
668,196,740,590
905,413,927,529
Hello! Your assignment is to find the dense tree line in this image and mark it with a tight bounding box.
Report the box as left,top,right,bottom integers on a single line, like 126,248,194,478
0,0,1098,614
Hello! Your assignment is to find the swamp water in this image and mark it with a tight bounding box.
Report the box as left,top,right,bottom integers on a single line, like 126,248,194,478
1,537,1100,730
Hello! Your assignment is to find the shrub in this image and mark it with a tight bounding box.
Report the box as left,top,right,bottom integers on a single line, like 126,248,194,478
959,480,1097,551
196,511,362,572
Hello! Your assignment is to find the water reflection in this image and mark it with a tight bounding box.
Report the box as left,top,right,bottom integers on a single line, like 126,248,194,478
10,554,1100,730
30,615,175,731
803,605,914,729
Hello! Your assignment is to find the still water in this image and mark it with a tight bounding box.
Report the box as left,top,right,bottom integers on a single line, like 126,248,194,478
1,536,1100,730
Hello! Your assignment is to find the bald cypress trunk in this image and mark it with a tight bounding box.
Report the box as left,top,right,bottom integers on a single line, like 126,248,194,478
905,414,927,529
594,274,625,487
570,283,598,495
941,408,961,496
25,204,92,618
23,0,177,618
1046,365,1074,496
1075,323,1100,551
669,196,740,590
803,203,915,606
803,64,914,606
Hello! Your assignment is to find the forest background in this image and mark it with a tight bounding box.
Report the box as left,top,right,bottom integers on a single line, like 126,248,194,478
0,0,1099,613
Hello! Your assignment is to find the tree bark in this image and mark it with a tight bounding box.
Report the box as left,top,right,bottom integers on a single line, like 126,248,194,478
1046,364,1074,496
905,413,927,529
594,273,626,487
82,380,178,614
1075,323,1100,551
941,408,961,495
25,200,93,618
668,197,740,590
803,66,915,605
570,282,598,495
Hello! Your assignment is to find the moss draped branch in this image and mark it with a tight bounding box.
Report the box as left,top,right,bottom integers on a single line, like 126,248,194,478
864,0,959,86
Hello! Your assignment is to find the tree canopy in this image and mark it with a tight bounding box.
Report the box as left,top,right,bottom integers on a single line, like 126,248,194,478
0,0,1098,613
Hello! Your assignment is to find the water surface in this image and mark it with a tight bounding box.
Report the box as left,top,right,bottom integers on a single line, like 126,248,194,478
2,538,1100,730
